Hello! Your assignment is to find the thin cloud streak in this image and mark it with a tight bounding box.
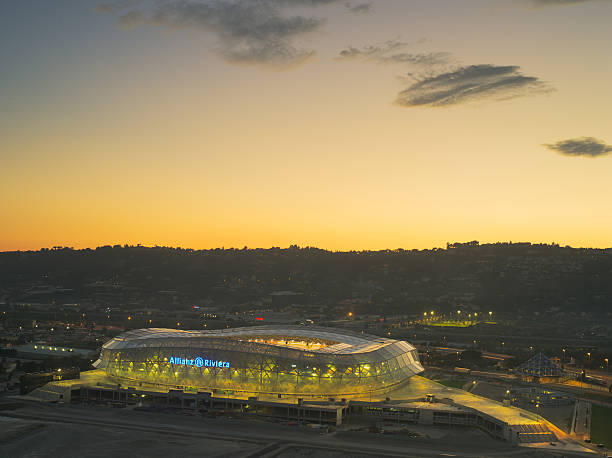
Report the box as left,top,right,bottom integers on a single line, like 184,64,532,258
336,40,452,66
531,0,607,5
545,137,612,157
395,65,553,107
344,2,373,14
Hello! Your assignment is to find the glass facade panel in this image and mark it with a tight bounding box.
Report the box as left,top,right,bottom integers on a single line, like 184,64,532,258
96,326,424,397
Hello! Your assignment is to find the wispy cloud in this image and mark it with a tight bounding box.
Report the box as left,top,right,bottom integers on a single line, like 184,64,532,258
531,0,606,5
544,137,612,157
344,2,373,14
395,65,553,107
336,40,552,108
99,0,343,70
336,40,452,66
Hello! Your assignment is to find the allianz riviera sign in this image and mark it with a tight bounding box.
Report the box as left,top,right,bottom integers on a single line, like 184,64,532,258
168,356,230,368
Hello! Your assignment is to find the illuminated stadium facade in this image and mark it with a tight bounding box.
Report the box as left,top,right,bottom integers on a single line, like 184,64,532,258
95,326,424,397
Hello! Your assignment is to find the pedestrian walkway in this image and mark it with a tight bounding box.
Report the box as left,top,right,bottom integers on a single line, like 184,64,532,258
571,399,591,440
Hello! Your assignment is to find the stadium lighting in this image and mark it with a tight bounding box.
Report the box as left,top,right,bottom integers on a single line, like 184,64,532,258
94,326,424,397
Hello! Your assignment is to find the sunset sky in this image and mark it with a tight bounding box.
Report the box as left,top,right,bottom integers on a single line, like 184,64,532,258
2,0,612,251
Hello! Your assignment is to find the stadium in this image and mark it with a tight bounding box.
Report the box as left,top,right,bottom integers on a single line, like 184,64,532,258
94,326,424,397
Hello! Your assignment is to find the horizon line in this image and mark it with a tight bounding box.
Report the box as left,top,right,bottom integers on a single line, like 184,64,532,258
2,240,612,254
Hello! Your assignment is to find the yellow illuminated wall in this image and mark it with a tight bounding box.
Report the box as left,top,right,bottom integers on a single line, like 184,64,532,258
100,346,422,397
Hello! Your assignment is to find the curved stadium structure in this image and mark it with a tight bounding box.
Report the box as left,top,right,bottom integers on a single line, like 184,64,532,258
95,326,424,397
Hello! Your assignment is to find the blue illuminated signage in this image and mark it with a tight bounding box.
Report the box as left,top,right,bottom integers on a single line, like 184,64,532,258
169,356,230,368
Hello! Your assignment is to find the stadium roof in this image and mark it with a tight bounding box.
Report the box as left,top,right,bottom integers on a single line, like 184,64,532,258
103,325,414,356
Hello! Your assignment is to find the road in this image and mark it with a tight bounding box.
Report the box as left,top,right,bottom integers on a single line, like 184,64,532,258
0,402,596,458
